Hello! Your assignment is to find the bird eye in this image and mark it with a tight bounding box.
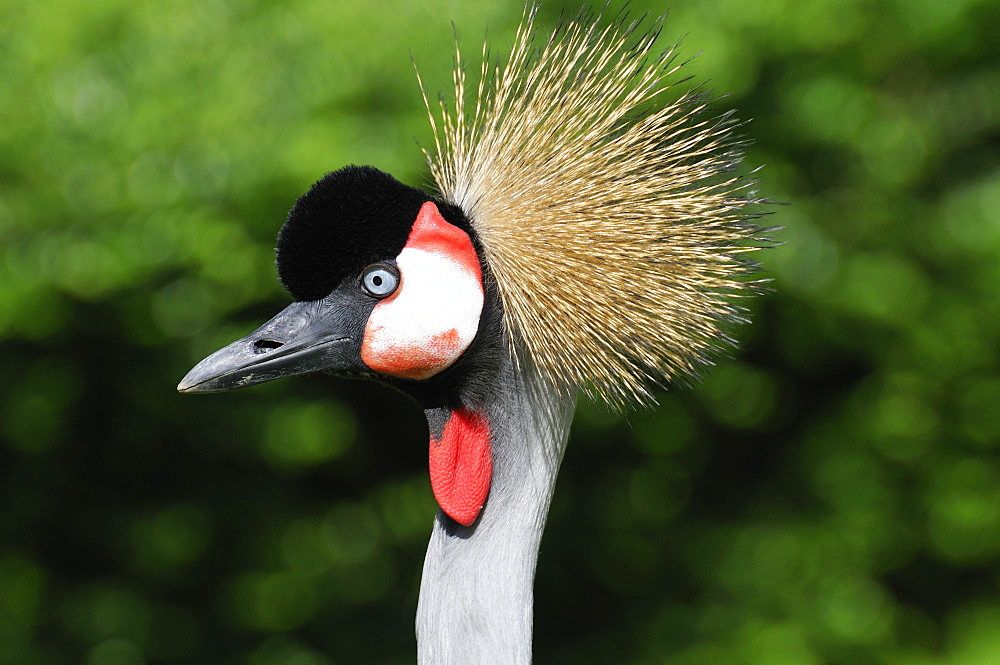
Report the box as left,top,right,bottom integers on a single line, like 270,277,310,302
361,264,399,298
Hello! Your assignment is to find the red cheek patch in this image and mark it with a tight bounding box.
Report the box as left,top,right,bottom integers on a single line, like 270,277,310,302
428,408,492,526
361,328,464,380
408,202,482,275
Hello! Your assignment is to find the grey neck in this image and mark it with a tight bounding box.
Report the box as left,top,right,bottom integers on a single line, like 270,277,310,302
416,361,575,665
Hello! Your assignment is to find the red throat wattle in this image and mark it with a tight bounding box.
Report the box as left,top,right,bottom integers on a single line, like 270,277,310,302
428,408,492,526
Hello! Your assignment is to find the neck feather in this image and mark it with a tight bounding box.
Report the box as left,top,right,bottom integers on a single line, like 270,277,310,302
416,358,575,665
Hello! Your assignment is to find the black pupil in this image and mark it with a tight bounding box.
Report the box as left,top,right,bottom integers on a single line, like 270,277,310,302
372,275,383,286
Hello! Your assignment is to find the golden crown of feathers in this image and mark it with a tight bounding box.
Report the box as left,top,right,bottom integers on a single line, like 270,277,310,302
418,5,771,408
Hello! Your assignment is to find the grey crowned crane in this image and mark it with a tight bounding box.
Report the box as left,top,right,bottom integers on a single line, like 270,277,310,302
178,6,769,664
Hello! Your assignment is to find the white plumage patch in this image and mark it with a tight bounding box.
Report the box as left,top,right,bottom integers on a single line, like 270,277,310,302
361,202,484,380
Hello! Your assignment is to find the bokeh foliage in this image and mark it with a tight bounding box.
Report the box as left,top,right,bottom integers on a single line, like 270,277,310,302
1,0,998,663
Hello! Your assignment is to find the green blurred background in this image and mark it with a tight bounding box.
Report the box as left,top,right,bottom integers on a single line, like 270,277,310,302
2,0,998,663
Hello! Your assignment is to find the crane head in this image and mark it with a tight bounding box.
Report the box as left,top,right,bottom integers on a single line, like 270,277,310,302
177,165,487,396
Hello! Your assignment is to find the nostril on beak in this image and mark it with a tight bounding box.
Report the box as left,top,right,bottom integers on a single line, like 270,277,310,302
253,339,284,354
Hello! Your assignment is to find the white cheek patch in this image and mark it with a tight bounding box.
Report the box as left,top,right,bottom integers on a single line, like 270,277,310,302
361,202,484,380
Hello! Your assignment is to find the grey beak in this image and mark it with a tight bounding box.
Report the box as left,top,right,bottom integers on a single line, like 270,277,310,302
177,299,361,394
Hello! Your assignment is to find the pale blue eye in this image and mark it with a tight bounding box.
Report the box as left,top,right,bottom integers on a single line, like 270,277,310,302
362,265,399,297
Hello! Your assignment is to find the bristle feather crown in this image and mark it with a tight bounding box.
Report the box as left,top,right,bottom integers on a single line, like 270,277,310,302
419,5,770,408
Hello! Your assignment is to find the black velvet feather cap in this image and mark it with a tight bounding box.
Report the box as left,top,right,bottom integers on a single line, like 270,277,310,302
276,165,476,301
276,166,430,301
